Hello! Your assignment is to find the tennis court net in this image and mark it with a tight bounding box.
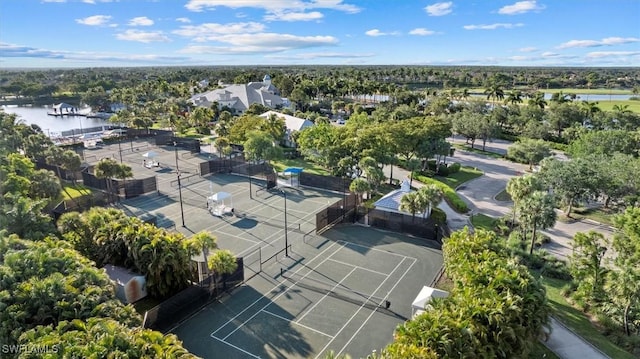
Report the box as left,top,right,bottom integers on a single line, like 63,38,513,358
280,268,391,311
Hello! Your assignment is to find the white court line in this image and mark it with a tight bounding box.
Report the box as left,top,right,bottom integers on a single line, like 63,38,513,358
261,309,334,339
210,335,261,359
210,241,343,338
313,257,407,359
337,240,415,260
219,242,349,341
295,266,358,324
326,258,390,277
336,256,417,357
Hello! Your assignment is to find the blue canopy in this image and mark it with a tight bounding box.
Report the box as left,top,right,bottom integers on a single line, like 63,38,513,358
283,167,304,175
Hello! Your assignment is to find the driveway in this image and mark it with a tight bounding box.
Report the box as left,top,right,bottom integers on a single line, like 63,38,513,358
391,137,616,261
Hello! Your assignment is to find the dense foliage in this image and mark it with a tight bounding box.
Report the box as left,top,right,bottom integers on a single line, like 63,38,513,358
385,228,549,358
57,207,194,298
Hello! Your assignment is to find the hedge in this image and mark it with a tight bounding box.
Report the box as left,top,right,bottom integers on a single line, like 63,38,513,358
414,175,470,213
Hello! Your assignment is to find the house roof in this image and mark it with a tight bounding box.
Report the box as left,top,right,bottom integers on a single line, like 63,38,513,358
259,110,313,132
374,179,413,212
104,264,142,286
190,81,283,112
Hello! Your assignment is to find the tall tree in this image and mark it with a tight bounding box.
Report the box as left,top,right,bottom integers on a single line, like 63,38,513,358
207,249,238,292
416,184,443,219
507,139,552,170
399,192,421,222
506,174,544,228
570,231,609,304
185,231,218,287
517,191,557,254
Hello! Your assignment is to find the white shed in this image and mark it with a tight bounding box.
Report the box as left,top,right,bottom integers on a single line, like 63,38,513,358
411,286,449,318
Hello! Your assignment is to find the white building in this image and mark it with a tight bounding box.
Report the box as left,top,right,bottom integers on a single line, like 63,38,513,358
258,110,313,147
189,75,289,115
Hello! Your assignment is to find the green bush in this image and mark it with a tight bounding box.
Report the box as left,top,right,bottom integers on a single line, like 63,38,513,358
436,165,449,176
430,207,447,224
448,162,461,174
414,175,469,213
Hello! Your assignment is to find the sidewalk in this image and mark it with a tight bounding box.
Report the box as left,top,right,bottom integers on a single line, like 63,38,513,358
383,158,611,359
545,318,609,358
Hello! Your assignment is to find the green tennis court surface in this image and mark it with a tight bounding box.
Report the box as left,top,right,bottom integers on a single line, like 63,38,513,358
172,226,443,359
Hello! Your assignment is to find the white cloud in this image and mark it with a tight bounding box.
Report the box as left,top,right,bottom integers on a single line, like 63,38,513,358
557,37,640,49
365,29,399,37
0,42,189,64
173,22,266,41
498,1,544,15
509,55,528,61
115,29,170,43
82,0,115,3
519,46,537,52
541,51,559,57
185,0,361,14
587,51,640,58
264,11,323,22
178,32,337,54
176,17,191,23
266,52,375,59
463,23,523,30
409,28,436,36
424,2,453,16
42,0,67,2
128,17,154,26
76,15,112,26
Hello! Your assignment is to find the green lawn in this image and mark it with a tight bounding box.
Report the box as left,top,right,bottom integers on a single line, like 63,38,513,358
62,183,93,200
545,88,634,95
271,158,331,176
495,189,512,202
471,213,496,231
540,276,636,359
435,166,483,189
571,207,617,226
452,143,505,159
593,99,640,114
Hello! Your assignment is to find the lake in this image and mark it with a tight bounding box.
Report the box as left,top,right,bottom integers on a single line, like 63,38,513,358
1,105,110,137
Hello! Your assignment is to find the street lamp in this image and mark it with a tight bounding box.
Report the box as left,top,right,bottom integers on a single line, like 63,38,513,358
174,142,186,227
282,188,289,257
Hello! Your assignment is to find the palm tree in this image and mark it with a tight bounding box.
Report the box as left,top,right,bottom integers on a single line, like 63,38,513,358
416,185,443,220
94,158,132,203
484,83,504,103
186,231,218,286
518,191,557,254
207,250,238,292
399,192,421,222
504,90,523,105
527,92,547,109
260,113,286,143
506,175,543,229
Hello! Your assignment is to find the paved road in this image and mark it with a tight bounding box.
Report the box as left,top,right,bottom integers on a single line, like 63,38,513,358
387,138,611,359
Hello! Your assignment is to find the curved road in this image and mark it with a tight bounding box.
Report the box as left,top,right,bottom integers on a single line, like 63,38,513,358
384,137,613,359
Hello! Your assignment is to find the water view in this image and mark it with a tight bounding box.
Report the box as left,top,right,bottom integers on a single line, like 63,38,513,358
1,105,110,137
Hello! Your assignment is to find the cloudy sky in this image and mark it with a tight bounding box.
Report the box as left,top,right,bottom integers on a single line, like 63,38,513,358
1,0,639,68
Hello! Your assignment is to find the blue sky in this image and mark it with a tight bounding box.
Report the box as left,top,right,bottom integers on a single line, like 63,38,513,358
1,0,639,68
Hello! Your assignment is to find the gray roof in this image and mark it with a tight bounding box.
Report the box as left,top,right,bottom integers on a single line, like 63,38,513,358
259,110,313,132
190,84,284,113
374,179,418,213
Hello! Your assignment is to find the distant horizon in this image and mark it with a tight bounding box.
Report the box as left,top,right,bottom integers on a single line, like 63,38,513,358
1,0,639,68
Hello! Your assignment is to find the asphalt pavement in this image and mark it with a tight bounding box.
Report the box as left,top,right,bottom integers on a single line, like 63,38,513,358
384,136,612,359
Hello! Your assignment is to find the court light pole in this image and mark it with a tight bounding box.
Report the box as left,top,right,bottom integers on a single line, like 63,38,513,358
117,139,123,163
174,142,186,227
282,188,289,257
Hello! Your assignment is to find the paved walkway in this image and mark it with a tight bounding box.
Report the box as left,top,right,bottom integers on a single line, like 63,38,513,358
384,140,610,359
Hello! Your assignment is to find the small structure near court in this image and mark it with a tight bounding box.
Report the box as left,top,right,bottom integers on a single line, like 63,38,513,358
374,179,428,216
208,191,234,217
282,167,303,187
104,264,148,304
411,286,449,318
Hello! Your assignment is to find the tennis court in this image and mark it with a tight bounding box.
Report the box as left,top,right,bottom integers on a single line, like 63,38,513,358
172,226,443,359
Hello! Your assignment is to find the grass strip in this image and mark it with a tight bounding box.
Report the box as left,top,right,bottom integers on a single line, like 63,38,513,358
540,276,636,359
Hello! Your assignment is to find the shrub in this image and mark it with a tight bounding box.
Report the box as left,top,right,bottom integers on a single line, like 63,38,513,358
436,165,449,176
448,162,461,174
430,207,447,224
415,175,469,213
